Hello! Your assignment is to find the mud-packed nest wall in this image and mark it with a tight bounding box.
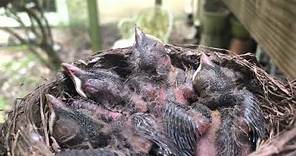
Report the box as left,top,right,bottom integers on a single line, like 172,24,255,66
0,44,295,156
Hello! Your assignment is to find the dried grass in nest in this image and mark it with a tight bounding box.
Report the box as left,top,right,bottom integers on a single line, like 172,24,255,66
0,44,295,156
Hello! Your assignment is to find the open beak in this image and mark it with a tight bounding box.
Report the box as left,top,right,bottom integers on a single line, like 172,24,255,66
62,63,84,77
62,63,87,98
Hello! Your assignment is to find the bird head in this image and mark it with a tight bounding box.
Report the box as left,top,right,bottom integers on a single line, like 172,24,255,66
45,94,80,143
134,27,172,77
192,53,217,93
62,63,89,98
62,63,124,105
192,53,239,95
45,94,110,147
45,94,71,113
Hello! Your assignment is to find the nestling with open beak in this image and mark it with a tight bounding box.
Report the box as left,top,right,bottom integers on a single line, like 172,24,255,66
62,63,128,110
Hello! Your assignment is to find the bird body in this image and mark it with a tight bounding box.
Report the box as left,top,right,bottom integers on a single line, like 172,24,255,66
163,102,212,156
46,94,111,149
56,148,124,156
216,108,253,156
192,53,268,155
67,98,123,123
196,110,221,156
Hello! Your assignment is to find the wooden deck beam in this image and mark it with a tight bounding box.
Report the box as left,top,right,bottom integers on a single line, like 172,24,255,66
223,0,296,79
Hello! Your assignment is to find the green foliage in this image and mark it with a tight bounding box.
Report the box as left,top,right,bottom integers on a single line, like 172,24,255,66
0,97,7,110
118,6,172,42
1,0,62,70
0,96,7,123
66,0,88,28
5,59,39,87
0,46,46,121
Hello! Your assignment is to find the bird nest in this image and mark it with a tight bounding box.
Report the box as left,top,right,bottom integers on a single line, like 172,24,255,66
0,42,295,156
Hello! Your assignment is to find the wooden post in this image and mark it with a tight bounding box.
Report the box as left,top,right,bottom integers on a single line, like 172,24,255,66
222,0,296,79
155,0,162,6
87,0,101,51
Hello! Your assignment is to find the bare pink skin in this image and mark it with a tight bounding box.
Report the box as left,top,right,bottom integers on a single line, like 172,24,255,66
135,82,193,108
129,135,153,153
157,87,166,105
137,83,166,105
174,88,188,105
142,83,156,97
194,111,254,156
120,118,153,153
94,106,122,120
166,67,195,105
187,110,212,136
130,93,148,112
173,85,194,105
196,111,221,156
140,82,159,102
241,144,252,156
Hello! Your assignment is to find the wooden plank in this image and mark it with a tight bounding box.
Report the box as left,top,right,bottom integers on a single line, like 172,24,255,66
223,0,296,79
87,0,102,51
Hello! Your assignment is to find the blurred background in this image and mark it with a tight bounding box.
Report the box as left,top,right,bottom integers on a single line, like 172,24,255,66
0,0,295,122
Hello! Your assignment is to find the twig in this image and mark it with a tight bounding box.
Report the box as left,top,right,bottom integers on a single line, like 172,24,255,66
22,7,47,43
39,94,49,147
249,125,296,156
3,1,62,70
11,130,20,156
0,27,52,69
34,0,53,44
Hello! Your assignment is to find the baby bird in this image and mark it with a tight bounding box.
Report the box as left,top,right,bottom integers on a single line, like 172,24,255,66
192,53,242,100
55,148,123,156
130,28,196,106
46,94,110,149
126,69,195,109
195,106,254,156
132,27,172,79
167,68,196,105
66,98,123,123
47,96,155,155
215,107,253,156
192,53,267,153
163,102,212,156
62,63,127,110
130,101,213,156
